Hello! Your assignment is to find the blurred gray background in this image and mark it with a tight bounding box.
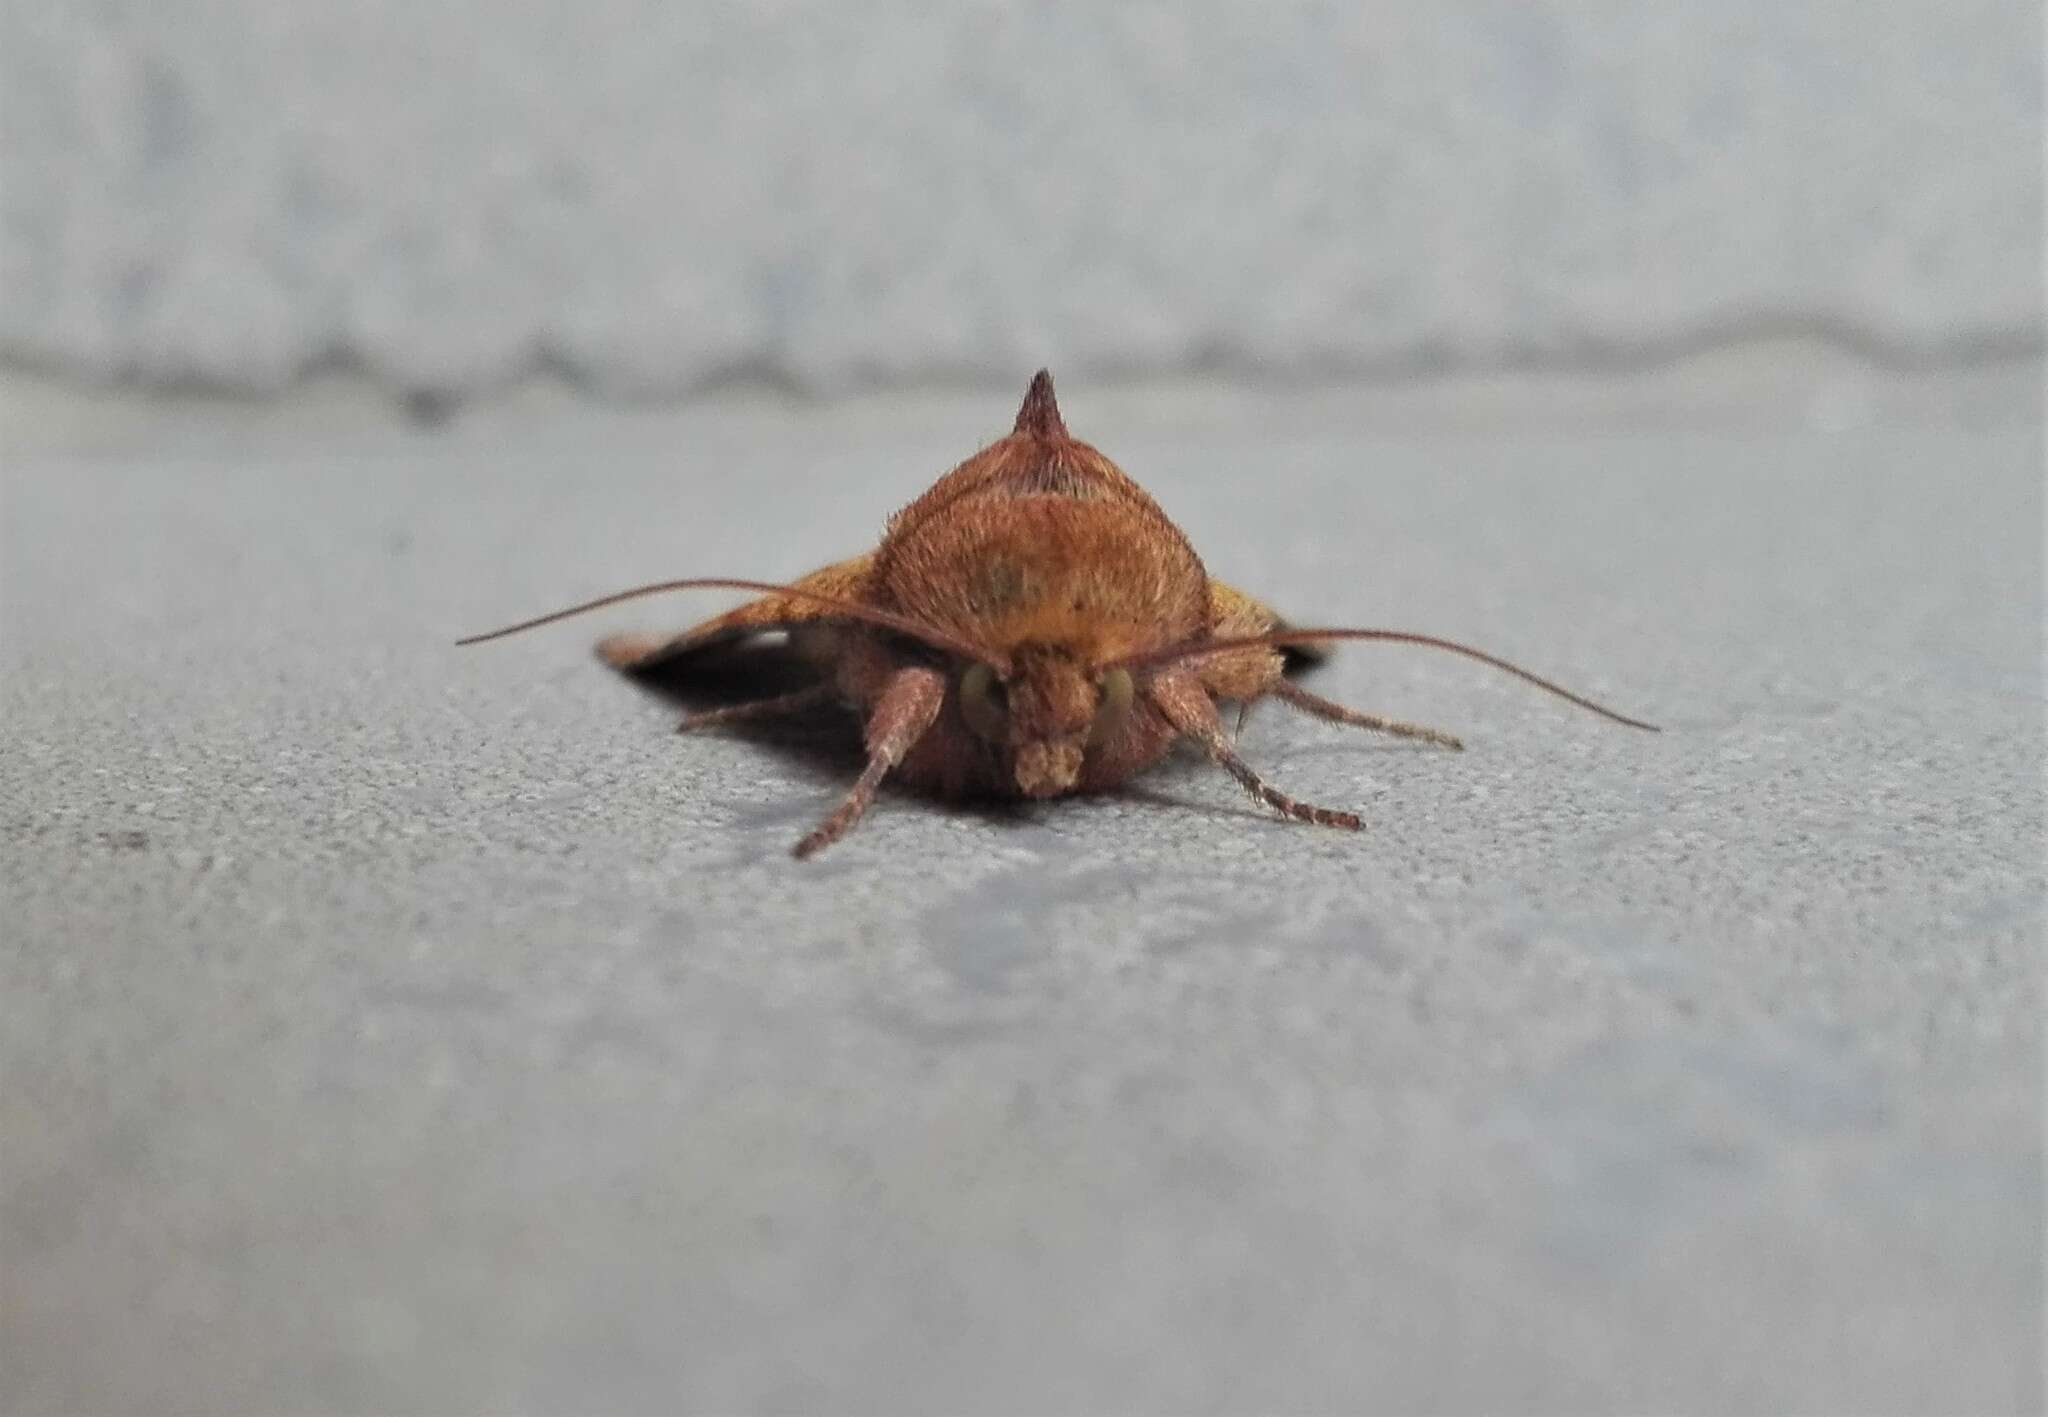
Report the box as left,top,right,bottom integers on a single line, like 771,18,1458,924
3,4,2043,1415
4,1,2040,394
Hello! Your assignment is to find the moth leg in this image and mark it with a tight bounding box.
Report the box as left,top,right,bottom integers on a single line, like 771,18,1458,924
1271,680,1464,750
793,666,947,858
675,683,838,733
1148,672,1363,832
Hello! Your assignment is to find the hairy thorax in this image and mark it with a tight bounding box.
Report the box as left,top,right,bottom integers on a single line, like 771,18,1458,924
870,487,1209,800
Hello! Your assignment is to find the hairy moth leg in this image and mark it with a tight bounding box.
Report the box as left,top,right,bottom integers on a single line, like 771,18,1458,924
793,666,947,858
1271,680,1464,750
675,683,838,733
1147,672,1363,832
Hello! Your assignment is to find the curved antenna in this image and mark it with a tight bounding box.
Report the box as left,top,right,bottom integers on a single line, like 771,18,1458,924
456,577,1008,670
1107,628,1659,731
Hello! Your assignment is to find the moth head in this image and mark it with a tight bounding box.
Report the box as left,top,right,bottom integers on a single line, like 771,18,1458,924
958,651,1137,797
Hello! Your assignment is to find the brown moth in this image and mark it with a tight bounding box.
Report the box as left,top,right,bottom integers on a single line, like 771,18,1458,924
460,370,1655,856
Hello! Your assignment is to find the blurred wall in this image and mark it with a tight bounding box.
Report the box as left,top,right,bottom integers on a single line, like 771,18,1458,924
3,1,2040,398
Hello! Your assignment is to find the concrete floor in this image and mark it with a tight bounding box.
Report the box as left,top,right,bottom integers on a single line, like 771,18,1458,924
2,360,2041,1412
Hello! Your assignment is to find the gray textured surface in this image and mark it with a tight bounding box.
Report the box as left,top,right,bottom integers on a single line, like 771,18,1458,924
4,2,2040,394
2,360,2043,1413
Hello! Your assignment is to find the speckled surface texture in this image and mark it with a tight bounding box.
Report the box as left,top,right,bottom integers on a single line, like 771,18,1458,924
5,3,2039,393
2,360,2040,1412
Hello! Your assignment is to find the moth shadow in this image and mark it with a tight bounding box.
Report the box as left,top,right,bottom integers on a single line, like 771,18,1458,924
604,639,870,778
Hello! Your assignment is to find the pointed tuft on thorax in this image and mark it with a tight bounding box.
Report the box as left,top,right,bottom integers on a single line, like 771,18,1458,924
1012,369,1066,439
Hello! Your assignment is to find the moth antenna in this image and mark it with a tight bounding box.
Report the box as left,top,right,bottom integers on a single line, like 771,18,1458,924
455,577,1007,669
1013,368,1066,439
1110,629,1660,732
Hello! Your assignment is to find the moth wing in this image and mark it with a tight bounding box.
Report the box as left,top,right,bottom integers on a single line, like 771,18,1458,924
596,553,877,673
1208,579,1330,667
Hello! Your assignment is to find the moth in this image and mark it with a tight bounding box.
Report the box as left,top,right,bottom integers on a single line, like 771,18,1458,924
461,370,1654,856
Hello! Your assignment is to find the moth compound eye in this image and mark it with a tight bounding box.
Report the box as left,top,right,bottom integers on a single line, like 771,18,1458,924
1090,667,1134,746
959,662,1009,741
